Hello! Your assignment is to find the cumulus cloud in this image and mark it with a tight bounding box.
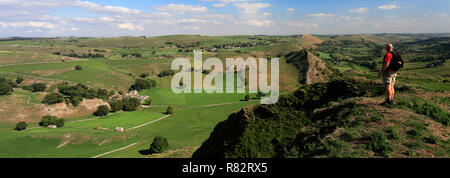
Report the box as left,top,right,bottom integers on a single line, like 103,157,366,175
307,13,336,17
72,0,141,14
118,23,144,30
0,21,55,29
287,8,295,12
99,17,115,22
213,3,227,7
234,2,272,27
349,7,369,13
154,4,208,14
378,4,401,10
288,21,318,28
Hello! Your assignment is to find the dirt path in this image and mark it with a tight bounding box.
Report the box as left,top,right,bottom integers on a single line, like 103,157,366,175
16,95,31,105
127,114,171,131
91,142,139,158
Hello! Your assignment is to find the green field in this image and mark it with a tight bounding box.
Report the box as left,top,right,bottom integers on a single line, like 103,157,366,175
0,123,139,158
140,87,258,106
103,102,258,158
68,111,166,130
0,59,133,90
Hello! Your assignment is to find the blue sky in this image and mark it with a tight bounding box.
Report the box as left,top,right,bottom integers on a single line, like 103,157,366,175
0,0,449,37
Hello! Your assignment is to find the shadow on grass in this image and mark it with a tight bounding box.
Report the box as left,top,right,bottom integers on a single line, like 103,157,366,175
139,149,151,155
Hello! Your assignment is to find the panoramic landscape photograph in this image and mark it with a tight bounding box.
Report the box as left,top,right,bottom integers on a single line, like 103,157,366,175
0,0,448,164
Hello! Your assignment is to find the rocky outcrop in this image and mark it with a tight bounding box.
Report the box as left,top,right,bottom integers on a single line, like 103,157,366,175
192,78,385,158
285,50,333,85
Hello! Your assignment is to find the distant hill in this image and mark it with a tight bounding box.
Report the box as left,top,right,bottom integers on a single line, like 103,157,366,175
298,34,323,48
285,50,333,85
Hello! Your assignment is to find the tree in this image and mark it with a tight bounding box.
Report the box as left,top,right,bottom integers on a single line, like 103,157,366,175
16,77,24,85
143,98,152,106
149,136,169,154
149,79,157,88
93,105,109,117
75,65,83,70
0,83,12,95
40,115,57,127
42,93,65,105
256,91,266,99
109,99,123,112
31,83,46,92
71,95,83,106
245,94,250,101
130,78,151,91
96,89,110,100
15,122,27,131
55,119,65,128
122,97,140,111
166,106,173,114
21,85,32,91
140,73,149,78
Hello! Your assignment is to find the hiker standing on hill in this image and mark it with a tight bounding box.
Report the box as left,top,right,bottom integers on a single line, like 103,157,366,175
378,43,404,105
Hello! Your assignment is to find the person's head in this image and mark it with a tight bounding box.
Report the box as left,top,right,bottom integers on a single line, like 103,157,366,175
385,43,393,52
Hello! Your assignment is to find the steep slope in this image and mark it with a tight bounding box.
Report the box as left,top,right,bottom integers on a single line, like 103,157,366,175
298,34,323,48
192,78,449,158
285,50,333,85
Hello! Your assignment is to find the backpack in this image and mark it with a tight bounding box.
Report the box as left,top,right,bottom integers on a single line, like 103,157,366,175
388,51,404,71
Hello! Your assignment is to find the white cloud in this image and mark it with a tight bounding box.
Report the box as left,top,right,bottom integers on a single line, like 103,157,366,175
178,18,208,24
154,4,208,14
288,21,318,28
286,8,295,12
378,4,400,10
118,23,144,30
307,13,336,17
0,21,55,29
72,0,142,14
234,2,272,27
74,17,95,23
70,27,79,31
99,16,114,22
213,3,227,7
349,7,369,13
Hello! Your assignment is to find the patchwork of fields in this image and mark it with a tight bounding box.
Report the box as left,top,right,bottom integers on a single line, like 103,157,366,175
0,34,448,158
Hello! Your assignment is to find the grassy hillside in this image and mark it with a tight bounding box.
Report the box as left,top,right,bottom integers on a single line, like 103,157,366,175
193,78,449,158
0,34,448,158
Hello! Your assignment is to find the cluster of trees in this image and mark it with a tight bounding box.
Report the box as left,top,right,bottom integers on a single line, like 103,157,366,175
426,60,446,68
130,78,157,91
42,83,113,106
93,49,107,52
157,70,175,77
0,77,15,95
60,53,104,58
40,115,65,128
108,97,141,112
122,53,142,58
93,105,109,117
31,83,46,92
42,93,65,105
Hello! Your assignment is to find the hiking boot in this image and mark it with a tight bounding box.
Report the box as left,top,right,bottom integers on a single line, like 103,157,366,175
388,99,394,105
381,99,393,106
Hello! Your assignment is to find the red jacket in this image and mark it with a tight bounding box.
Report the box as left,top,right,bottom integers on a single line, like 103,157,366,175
383,52,393,73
